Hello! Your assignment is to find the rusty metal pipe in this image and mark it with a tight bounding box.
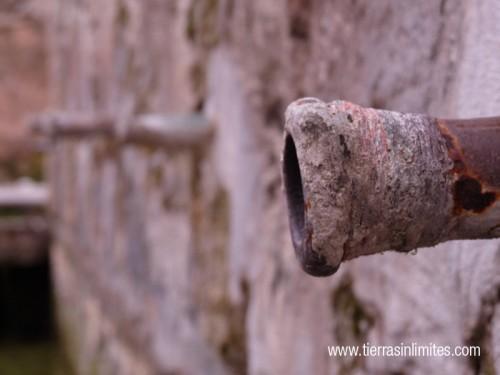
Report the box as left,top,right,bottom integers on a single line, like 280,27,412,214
282,98,500,277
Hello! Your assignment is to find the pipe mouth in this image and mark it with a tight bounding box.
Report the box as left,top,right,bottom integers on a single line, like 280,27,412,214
283,133,306,250
282,133,338,277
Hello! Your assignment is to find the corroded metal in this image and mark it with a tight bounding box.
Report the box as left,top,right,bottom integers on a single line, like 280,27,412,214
282,98,500,277
437,118,500,209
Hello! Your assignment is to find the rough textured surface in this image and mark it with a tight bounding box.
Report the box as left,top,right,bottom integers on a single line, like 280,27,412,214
283,99,500,276
43,1,500,374
284,99,453,275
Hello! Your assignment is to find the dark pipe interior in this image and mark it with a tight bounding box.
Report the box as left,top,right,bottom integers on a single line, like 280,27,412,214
282,133,339,277
283,133,305,250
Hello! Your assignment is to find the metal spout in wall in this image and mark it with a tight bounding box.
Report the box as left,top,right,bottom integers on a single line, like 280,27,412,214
282,98,500,277
29,112,213,149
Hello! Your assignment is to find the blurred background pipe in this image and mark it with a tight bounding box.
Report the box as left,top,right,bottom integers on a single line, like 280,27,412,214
282,98,500,277
30,112,213,149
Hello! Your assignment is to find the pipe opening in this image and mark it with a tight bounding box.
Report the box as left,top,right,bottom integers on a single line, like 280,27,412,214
283,133,305,250
282,133,339,277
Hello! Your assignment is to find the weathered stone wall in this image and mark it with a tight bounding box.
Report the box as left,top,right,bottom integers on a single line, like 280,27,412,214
0,0,48,141
0,0,49,181
46,1,500,374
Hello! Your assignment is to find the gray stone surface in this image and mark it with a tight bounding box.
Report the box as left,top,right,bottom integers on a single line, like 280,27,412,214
44,1,500,374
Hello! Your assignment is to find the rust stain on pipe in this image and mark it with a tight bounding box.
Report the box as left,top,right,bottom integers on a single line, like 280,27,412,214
437,118,500,214
282,98,500,277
